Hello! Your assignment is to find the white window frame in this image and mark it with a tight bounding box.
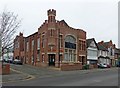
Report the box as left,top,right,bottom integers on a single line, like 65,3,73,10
37,38,40,50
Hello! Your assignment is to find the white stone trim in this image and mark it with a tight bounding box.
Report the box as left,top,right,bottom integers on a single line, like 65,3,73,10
47,52,56,54
48,43,55,46
79,55,86,56
64,34,77,40
59,53,63,54
48,14,55,16
48,28,56,30
60,33,63,35
79,38,86,41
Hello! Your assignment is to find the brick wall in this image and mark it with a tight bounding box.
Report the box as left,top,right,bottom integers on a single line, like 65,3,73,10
1,63,10,75
61,62,82,71
14,9,86,70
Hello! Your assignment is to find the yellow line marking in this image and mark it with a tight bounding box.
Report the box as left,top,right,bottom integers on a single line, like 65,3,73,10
2,68,35,84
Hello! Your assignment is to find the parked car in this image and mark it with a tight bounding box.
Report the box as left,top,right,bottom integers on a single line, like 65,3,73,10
13,59,23,65
4,58,13,63
4,58,8,62
107,64,111,68
116,61,120,67
7,58,13,63
98,63,107,68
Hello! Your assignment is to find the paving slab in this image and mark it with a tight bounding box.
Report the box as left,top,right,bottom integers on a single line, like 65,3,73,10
2,68,34,83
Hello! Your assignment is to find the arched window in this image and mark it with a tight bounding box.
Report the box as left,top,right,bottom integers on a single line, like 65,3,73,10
64,35,76,62
65,35,76,49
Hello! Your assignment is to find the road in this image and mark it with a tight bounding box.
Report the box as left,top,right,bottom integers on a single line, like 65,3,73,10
3,67,118,86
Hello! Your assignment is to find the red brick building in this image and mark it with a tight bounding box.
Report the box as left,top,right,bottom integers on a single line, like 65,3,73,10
14,32,25,63
14,9,87,70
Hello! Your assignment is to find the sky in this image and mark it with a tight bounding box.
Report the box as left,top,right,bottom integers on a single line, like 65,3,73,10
0,0,119,47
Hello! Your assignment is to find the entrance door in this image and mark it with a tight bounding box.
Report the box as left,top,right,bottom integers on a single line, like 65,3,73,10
48,54,55,66
82,56,85,65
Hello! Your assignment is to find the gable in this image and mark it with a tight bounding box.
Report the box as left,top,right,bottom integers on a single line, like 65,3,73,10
60,20,69,27
90,41,97,48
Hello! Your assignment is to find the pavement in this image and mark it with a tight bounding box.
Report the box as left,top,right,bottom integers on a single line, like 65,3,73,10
2,68,34,84
2,63,118,84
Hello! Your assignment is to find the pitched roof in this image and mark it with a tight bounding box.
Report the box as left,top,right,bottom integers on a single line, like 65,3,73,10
87,38,93,48
115,48,120,54
86,38,98,48
26,32,38,38
60,20,69,27
102,42,109,48
97,43,108,51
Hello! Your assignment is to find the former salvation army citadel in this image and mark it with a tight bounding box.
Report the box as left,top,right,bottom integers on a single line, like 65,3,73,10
14,9,87,70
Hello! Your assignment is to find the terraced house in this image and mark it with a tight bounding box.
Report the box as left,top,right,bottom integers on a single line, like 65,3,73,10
86,38,98,68
97,43,110,66
98,40,116,66
14,9,87,70
114,48,120,65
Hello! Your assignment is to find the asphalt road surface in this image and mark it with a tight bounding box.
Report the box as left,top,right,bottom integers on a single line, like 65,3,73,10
3,68,119,86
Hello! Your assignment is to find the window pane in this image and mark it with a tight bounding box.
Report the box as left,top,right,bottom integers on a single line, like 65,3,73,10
64,53,68,61
37,38,40,49
65,42,76,49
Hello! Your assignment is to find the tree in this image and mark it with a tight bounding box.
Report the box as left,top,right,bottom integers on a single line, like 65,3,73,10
0,10,21,59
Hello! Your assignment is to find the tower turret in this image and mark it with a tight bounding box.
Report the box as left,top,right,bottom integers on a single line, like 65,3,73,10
47,9,56,23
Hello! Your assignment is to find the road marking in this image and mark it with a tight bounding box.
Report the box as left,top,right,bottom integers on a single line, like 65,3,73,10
2,68,35,84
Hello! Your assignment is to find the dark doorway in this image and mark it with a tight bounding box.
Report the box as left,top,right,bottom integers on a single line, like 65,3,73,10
48,54,55,66
82,56,85,65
